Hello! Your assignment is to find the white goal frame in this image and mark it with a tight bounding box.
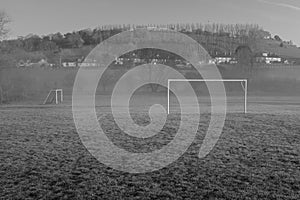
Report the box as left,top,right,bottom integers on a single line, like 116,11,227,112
43,89,63,104
167,79,248,114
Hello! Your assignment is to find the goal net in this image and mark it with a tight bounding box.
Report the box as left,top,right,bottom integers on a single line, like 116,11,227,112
43,89,63,104
167,79,247,114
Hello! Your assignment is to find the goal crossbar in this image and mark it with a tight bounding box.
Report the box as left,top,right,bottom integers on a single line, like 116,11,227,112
167,79,248,114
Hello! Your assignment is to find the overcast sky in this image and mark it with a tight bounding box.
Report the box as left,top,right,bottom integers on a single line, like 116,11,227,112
1,0,300,46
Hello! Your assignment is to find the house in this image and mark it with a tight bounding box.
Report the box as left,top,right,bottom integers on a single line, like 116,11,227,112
208,59,216,64
17,59,50,68
174,60,193,69
229,59,238,64
283,59,296,65
151,59,159,65
255,52,282,64
78,62,98,67
38,59,49,67
17,60,29,68
147,26,157,31
78,58,99,67
61,58,80,67
133,58,145,64
214,55,233,64
114,57,124,65
62,62,77,67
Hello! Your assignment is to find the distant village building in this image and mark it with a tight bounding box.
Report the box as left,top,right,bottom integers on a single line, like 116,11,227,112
114,57,124,65
133,58,144,64
17,58,50,68
208,51,235,64
61,58,78,67
214,55,232,64
78,62,98,67
77,58,99,67
38,59,49,66
62,62,77,67
17,60,29,68
255,52,282,64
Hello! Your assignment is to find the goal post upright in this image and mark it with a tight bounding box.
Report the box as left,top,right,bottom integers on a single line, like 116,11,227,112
43,90,52,105
61,89,63,102
55,90,58,104
244,80,247,114
167,79,248,114
167,80,170,114
43,89,63,105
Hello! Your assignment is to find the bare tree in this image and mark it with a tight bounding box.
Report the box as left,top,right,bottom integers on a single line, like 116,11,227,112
0,10,10,40
235,45,254,79
0,11,11,104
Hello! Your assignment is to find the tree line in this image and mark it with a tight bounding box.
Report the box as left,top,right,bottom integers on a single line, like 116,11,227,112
0,23,272,53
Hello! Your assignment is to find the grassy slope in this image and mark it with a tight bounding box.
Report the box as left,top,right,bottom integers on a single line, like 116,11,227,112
256,39,300,59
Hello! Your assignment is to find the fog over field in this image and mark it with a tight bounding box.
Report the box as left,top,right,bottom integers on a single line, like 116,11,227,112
1,65,300,104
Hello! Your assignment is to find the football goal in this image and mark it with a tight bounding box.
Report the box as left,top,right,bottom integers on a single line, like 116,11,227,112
167,79,248,114
43,89,63,105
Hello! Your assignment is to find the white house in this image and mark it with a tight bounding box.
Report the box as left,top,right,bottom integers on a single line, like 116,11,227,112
214,56,233,64
114,57,124,65
256,52,282,64
62,62,77,67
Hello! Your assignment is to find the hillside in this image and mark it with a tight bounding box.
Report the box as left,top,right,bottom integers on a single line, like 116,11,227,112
1,23,300,68
57,36,300,64
255,39,300,59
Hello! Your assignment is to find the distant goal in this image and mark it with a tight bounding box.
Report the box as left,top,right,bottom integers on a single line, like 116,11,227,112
167,79,248,114
43,89,63,105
